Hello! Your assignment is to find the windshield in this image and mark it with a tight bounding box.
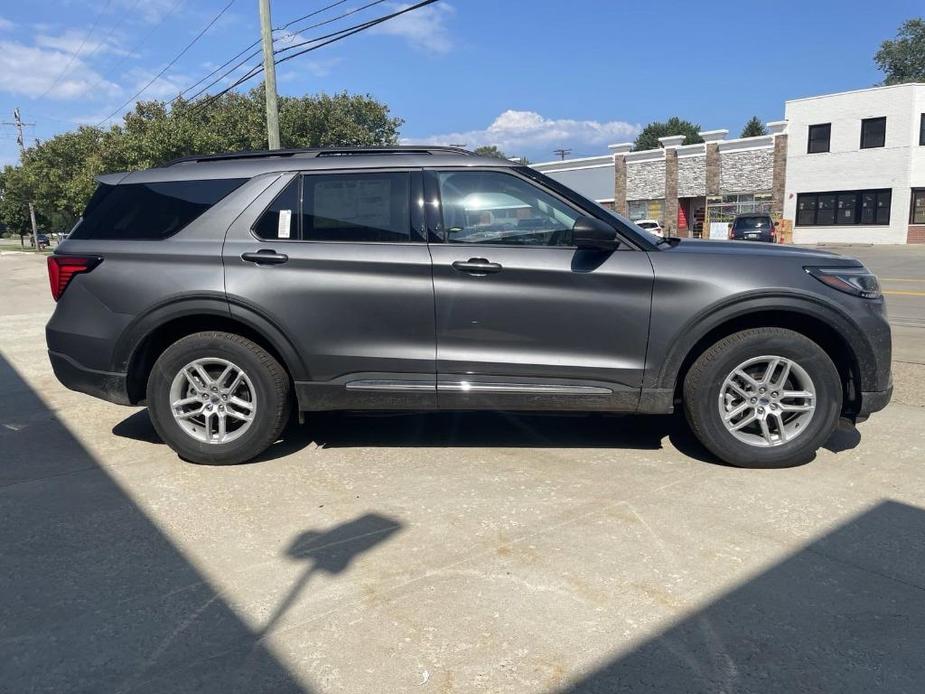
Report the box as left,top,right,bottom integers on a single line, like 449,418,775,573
637,222,658,229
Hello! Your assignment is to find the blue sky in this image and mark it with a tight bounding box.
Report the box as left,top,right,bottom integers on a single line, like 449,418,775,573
0,0,919,165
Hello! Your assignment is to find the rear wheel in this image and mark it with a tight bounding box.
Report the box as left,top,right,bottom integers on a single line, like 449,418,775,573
683,328,842,468
146,331,290,465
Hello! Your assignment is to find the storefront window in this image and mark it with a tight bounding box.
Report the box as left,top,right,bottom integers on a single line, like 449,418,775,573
627,199,664,222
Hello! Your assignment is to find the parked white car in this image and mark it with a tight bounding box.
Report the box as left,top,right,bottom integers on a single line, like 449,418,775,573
635,219,664,237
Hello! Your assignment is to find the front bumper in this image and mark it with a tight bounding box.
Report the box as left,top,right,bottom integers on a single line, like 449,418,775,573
48,350,132,406
856,380,893,421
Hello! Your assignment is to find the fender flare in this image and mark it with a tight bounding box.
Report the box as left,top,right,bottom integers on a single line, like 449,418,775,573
653,290,875,392
112,292,308,381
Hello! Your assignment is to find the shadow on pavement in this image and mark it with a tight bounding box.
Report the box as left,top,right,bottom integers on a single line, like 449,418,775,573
115,409,723,464
0,353,399,692
562,499,925,693
116,407,861,468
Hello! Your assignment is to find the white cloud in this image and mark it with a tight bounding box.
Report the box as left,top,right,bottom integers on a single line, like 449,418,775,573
0,40,120,100
0,17,13,31
35,28,133,57
370,2,454,53
409,110,641,158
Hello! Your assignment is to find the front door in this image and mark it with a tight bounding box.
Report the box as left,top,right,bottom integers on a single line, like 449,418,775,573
425,168,654,411
223,169,436,410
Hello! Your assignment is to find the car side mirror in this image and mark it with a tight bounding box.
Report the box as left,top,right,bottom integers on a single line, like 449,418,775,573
572,216,619,250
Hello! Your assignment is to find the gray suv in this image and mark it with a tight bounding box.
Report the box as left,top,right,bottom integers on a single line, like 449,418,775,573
46,147,892,468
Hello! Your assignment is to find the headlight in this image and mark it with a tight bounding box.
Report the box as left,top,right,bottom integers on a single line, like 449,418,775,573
805,266,881,299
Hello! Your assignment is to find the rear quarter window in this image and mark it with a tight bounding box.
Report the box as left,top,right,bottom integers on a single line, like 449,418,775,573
70,178,247,240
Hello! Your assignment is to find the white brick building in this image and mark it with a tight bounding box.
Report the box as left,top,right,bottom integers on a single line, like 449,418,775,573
784,83,925,244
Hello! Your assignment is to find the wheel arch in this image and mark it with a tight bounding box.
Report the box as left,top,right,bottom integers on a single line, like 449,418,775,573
116,296,307,404
658,295,872,416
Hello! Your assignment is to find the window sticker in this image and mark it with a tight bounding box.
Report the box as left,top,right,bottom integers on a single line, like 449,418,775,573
278,209,292,238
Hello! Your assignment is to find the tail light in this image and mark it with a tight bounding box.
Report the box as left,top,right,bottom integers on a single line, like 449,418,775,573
47,256,101,301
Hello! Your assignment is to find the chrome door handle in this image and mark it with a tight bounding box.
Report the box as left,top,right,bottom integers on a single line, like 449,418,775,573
452,258,502,276
241,250,289,265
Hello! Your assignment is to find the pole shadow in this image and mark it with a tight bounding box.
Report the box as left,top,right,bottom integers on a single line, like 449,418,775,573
260,513,402,637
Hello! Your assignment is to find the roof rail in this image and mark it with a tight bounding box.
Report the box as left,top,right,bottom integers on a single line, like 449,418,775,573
164,145,475,166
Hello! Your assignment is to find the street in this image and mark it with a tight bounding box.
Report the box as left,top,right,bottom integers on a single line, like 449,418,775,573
2,247,924,693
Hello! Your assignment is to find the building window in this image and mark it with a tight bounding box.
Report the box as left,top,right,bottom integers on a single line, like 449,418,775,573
920,114,925,146
628,199,665,222
860,117,886,149
795,189,891,226
807,123,831,153
912,190,925,225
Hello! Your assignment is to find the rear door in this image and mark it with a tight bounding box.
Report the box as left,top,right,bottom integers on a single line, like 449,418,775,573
425,167,654,411
223,168,436,410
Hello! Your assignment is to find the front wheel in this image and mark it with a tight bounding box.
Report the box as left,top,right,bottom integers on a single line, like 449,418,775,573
146,331,291,465
683,328,842,468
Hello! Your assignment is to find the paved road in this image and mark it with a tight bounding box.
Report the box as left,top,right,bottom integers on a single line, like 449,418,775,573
2,252,924,693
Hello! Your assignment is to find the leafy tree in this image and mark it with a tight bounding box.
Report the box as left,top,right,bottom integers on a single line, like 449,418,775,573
0,88,402,232
875,18,925,84
473,145,507,159
633,117,703,151
740,116,768,138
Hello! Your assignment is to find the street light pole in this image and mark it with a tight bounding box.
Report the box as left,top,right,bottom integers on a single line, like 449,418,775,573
258,0,281,150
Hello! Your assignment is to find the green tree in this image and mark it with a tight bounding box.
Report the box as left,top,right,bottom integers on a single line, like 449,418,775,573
0,89,402,232
473,145,507,159
875,18,925,84
633,117,703,151
740,116,768,138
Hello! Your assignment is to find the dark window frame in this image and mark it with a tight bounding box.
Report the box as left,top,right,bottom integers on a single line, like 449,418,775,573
912,189,925,225
919,114,925,146
860,116,887,149
807,123,831,154
795,189,891,227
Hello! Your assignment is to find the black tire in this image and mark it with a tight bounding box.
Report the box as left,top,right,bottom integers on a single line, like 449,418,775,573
683,327,842,469
146,331,291,465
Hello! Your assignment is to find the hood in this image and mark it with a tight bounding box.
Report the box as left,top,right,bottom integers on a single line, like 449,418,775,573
661,238,861,265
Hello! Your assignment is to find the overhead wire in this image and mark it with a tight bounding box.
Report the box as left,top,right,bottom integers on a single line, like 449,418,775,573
95,0,237,126
177,0,390,104
186,0,440,115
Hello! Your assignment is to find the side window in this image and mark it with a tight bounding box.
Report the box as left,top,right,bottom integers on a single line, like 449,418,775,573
72,178,246,240
253,176,300,240
302,172,412,243
436,170,580,246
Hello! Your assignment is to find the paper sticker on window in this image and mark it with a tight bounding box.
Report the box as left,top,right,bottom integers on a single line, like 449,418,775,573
278,209,292,238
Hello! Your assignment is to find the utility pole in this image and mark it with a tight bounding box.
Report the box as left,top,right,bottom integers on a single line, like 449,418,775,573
258,0,281,150
553,148,571,161
3,108,40,250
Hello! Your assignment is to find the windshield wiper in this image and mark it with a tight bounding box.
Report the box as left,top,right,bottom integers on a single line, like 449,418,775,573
658,236,683,247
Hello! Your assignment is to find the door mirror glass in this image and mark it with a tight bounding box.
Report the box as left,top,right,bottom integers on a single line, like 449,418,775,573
572,216,619,250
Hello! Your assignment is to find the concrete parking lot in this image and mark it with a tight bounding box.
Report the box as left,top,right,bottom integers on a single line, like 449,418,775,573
2,246,925,693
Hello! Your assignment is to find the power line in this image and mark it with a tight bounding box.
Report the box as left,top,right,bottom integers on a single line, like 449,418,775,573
95,0,237,126
36,0,116,100
272,0,390,54
177,0,390,104
188,0,440,114
78,0,184,99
